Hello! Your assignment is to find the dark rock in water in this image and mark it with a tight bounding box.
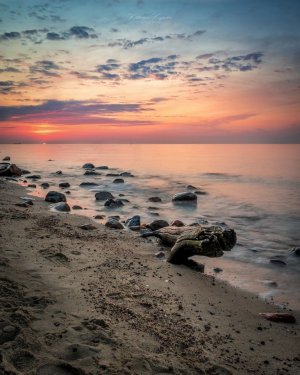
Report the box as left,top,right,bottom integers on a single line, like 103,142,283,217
56,170,62,175
126,215,141,228
84,170,100,176
148,197,162,203
148,219,169,231
65,191,71,194
108,215,120,220
94,214,105,219
106,173,120,177
270,258,286,266
155,251,165,258
105,218,124,229
170,220,185,227
72,205,82,210
149,212,160,216
45,191,66,203
172,192,197,202
113,178,124,183
79,224,97,230
82,163,95,169
53,202,71,212
119,198,130,203
104,198,124,209
21,169,30,174
59,182,70,188
290,247,300,257
95,191,114,201
259,313,296,323
194,190,207,195
148,206,160,211
265,281,278,287
3,156,10,161
27,184,36,188
0,163,22,176
96,165,109,170
80,182,98,187
41,182,50,188
120,171,134,177
27,174,41,180
187,184,197,189
213,267,223,273
119,193,125,197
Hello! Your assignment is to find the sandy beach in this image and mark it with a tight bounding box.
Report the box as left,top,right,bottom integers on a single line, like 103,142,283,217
0,178,299,375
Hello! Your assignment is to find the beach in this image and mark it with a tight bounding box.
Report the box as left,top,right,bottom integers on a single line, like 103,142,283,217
0,178,299,375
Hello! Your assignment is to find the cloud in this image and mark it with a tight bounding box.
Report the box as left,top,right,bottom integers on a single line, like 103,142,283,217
30,60,62,77
46,32,66,41
0,31,21,41
69,26,97,39
0,100,148,124
0,67,21,73
0,80,27,94
126,56,178,80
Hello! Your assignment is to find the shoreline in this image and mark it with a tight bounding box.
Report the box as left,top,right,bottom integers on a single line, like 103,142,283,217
0,179,300,374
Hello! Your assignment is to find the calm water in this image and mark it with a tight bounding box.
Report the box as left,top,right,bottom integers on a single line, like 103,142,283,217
1,144,300,309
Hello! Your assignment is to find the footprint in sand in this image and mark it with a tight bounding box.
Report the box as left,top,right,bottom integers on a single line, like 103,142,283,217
10,350,37,372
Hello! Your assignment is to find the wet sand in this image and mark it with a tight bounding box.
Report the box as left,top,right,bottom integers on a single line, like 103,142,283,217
0,179,299,375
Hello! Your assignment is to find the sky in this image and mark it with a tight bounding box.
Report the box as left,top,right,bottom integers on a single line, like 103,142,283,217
0,0,299,143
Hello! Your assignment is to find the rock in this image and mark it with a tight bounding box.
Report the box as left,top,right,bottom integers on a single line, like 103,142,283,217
259,313,296,323
0,163,22,176
72,205,82,210
82,163,95,169
187,184,197,189
270,258,286,266
45,191,66,203
84,170,100,176
0,322,19,344
80,182,98,187
2,156,10,161
21,169,31,174
290,247,300,257
27,184,36,188
120,172,134,177
94,214,105,219
104,199,124,209
170,220,185,227
106,173,120,177
148,206,160,211
27,174,41,179
113,178,124,183
172,192,197,202
52,202,71,212
65,191,71,194
15,202,30,208
213,267,223,273
56,170,62,175
79,224,97,230
105,218,124,229
155,251,165,258
59,182,70,188
194,190,207,195
148,197,162,202
41,182,50,189
126,215,141,228
148,219,169,231
95,191,114,201
108,215,120,220
96,165,108,170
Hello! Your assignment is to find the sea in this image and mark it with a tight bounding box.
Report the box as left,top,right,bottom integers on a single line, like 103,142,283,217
1,144,300,310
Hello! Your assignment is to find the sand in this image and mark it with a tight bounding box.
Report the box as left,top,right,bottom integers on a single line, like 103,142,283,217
0,179,299,375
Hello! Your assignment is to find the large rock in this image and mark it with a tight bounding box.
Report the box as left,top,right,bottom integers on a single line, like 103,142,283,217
104,199,124,209
80,182,98,187
172,192,197,202
148,219,169,231
59,182,70,188
105,218,124,229
45,191,66,203
95,191,114,201
82,163,95,169
52,202,70,212
0,163,22,177
126,215,141,228
113,178,124,183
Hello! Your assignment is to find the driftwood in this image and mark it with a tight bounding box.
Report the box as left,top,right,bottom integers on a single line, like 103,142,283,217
142,225,237,264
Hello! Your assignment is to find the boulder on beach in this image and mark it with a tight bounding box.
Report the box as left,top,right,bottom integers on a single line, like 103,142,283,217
82,163,95,169
27,175,41,180
95,191,114,201
120,172,134,177
170,219,185,227
2,156,10,161
56,170,62,175
21,169,31,175
52,202,71,212
80,182,99,187
105,218,124,229
106,173,120,177
104,198,124,209
79,224,97,230
84,170,100,176
148,219,169,231
72,205,82,210
148,197,162,203
96,165,109,170
113,178,124,184
0,163,22,177
59,182,70,188
172,192,197,202
126,215,141,228
45,191,67,203
41,182,50,189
